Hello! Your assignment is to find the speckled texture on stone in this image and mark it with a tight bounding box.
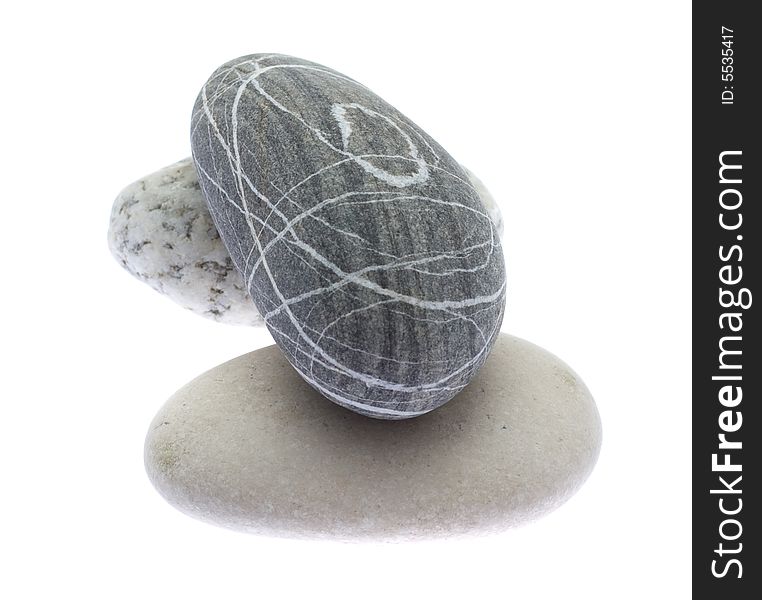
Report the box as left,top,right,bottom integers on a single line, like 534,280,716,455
191,53,507,418
144,333,602,541
108,158,262,326
107,159,502,327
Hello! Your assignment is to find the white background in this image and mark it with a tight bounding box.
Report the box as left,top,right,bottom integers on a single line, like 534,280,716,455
0,1,691,598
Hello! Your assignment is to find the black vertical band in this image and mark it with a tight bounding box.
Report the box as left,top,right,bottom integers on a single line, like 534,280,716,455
693,3,760,596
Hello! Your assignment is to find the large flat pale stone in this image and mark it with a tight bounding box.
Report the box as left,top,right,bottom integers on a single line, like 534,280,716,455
145,333,601,541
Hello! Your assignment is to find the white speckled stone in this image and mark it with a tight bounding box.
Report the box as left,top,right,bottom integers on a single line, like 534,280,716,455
145,333,601,541
108,159,502,327
108,158,262,326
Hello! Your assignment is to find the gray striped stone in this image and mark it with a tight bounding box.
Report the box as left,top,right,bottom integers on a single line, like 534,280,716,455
191,54,506,418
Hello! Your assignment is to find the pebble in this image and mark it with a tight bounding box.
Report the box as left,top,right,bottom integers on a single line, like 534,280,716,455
144,333,602,541
191,53,507,417
108,158,261,326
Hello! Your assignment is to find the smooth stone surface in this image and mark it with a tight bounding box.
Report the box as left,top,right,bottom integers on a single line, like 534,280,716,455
191,54,507,418
145,334,602,541
461,166,503,237
108,159,502,327
108,158,261,326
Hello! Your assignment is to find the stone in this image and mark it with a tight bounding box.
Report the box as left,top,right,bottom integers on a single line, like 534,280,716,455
108,158,261,326
144,333,602,541
191,53,507,418
461,166,503,237
108,159,502,327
